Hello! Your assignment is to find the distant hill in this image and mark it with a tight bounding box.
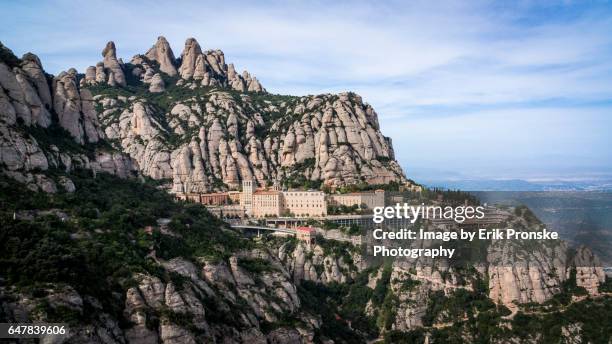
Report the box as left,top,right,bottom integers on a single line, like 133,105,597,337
422,178,612,191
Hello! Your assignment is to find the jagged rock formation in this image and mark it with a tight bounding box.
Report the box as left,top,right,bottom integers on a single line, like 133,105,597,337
383,241,606,333
148,73,165,93
53,68,105,144
573,245,606,295
179,38,202,80
0,43,137,192
0,251,320,343
145,36,178,77
2,37,404,192
95,86,405,192
365,208,607,334
279,241,365,284
0,53,51,127
102,41,126,87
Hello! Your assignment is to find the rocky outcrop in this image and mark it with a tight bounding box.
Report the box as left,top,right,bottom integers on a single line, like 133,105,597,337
5,37,403,193
99,99,172,179
0,58,51,127
168,37,266,93
279,241,365,284
52,69,105,144
95,62,106,83
21,53,52,108
102,41,126,87
145,36,177,77
92,85,405,192
366,209,607,333
243,71,264,92
487,241,568,306
149,73,165,93
0,284,127,343
1,245,323,343
1,43,137,191
572,245,606,295
178,38,202,80
0,124,48,172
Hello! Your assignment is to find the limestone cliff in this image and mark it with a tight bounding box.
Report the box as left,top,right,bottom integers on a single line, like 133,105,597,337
89,37,404,191
1,37,405,193
0,42,136,192
363,207,607,338
0,254,319,343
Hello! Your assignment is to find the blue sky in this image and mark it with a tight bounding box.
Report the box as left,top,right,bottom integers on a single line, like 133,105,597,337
1,0,611,181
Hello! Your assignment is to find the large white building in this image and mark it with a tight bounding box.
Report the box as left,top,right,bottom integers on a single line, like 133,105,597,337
252,190,283,217
240,180,384,218
282,190,326,217
240,180,326,218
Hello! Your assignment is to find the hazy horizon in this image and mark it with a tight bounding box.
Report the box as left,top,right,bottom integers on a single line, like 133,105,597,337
2,1,611,181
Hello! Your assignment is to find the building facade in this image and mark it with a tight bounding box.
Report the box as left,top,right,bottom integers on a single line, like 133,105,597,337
227,191,241,204
241,179,255,215
282,190,327,217
251,191,283,218
240,180,328,218
228,180,388,218
295,226,316,244
328,189,385,209
200,193,229,205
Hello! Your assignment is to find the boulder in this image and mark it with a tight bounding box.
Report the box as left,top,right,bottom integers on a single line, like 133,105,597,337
148,73,165,93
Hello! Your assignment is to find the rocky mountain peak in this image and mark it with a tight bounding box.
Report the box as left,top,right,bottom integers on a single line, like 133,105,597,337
20,52,52,108
101,41,126,86
179,37,203,79
1,38,404,192
145,36,177,77
101,41,117,59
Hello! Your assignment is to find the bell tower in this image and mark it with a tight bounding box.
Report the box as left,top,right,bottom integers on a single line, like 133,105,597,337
241,179,255,215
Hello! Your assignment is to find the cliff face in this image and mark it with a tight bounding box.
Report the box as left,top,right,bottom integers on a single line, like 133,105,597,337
0,249,320,343
0,43,136,192
364,207,607,338
0,37,405,193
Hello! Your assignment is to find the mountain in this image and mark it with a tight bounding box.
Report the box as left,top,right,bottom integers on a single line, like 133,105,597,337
0,37,405,194
422,178,612,192
0,171,366,343
0,39,611,343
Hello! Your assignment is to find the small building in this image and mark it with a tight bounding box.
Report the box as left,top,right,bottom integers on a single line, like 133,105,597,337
327,189,385,209
296,226,316,244
200,193,229,205
399,182,423,193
